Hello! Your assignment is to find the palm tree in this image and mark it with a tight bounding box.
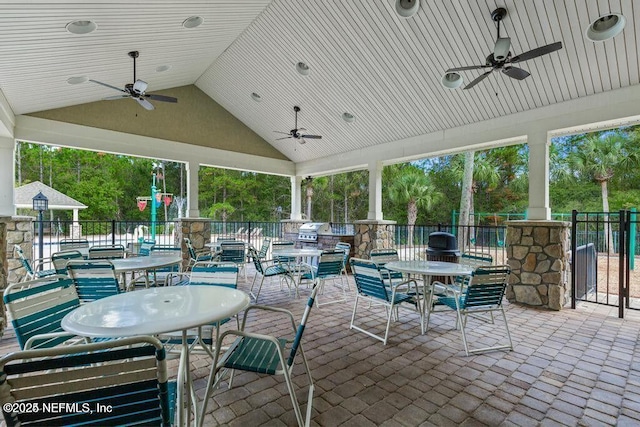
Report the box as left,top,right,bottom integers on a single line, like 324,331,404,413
564,132,640,251
388,166,442,246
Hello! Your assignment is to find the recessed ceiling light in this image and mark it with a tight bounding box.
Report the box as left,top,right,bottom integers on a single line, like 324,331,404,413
586,13,626,42
251,92,262,102
342,112,356,123
441,72,463,89
67,76,88,85
296,62,310,76
65,20,97,35
182,16,204,29
155,65,171,73
395,0,420,18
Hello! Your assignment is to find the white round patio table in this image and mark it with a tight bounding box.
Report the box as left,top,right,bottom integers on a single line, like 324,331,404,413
385,260,473,332
110,254,182,288
62,285,251,427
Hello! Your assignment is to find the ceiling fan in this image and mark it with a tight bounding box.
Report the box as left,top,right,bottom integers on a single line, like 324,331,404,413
446,7,563,90
274,106,322,144
89,51,177,110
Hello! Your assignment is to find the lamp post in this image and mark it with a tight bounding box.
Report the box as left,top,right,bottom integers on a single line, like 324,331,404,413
32,191,48,264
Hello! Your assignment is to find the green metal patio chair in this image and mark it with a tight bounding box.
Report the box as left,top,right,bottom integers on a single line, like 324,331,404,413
299,249,347,306
334,242,351,290
430,265,513,356
369,248,405,286
88,244,125,260
184,237,213,270
0,336,173,427
248,246,293,303
13,244,55,282
349,258,422,345
51,250,84,275
200,282,319,427
220,241,247,279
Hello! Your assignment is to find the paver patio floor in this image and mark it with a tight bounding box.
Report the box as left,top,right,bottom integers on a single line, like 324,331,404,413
1,266,639,426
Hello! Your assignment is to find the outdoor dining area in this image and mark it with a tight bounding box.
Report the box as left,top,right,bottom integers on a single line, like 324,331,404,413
1,235,639,426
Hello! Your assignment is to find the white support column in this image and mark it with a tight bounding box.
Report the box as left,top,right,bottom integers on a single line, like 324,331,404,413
186,160,200,218
0,137,15,216
527,131,551,220
290,176,303,220
367,161,383,221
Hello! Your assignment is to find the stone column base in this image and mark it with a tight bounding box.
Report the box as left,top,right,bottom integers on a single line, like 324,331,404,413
505,220,570,310
354,220,396,259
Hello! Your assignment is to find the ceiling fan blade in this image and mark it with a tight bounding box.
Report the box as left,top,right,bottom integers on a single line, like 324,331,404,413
136,97,155,111
447,65,492,72
103,95,130,100
89,79,126,93
146,94,178,103
132,79,148,95
510,41,563,63
275,136,293,140
502,66,530,80
463,69,494,90
300,134,322,139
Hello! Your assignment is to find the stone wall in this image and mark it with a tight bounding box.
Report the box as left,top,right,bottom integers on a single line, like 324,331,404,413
505,220,570,310
176,218,211,270
0,216,33,337
353,220,396,259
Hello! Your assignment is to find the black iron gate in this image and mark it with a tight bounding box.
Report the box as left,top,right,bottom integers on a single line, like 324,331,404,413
571,210,640,318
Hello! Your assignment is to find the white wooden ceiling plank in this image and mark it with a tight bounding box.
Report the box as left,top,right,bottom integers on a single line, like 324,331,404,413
620,0,638,85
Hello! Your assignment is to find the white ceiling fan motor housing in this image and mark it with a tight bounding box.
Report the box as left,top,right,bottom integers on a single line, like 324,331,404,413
494,37,511,61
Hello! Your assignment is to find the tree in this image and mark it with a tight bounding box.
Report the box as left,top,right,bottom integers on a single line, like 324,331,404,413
387,165,442,246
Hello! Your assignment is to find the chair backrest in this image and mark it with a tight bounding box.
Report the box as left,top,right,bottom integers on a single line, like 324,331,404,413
88,244,125,260
461,251,493,269
463,265,511,309
335,242,351,270
13,245,34,276
3,275,80,349
66,260,121,303
220,241,246,264
369,248,399,265
0,336,172,427
350,258,392,302
248,246,265,275
258,238,271,259
316,249,346,279
287,279,321,367
190,261,238,288
184,237,197,260
51,250,84,274
272,241,295,264
139,240,156,256
59,239,89,252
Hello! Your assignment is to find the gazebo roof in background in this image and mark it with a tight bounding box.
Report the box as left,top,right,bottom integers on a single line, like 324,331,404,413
14,181,87,210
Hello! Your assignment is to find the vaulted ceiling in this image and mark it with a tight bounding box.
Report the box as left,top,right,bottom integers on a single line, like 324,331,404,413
1,0,638,169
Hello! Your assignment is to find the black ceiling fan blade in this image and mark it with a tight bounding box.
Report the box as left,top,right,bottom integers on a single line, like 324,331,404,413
275,136,293,140
103,94,130,100
89,79,126,93
463,69,494,90
447,65,492,72
300,134,322,139
510,41,562,63
145,93,178,103
502,66,530,80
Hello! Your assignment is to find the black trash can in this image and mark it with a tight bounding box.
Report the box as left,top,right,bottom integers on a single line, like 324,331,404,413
426,232,461,284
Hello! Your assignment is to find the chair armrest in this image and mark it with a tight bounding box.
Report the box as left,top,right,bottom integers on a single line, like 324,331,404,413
240,304,297,333
431,280,462,296
166,272,190,286
24,332,88,350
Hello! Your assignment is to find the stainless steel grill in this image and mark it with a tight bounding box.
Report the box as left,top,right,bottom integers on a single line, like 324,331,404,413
297,222,332,242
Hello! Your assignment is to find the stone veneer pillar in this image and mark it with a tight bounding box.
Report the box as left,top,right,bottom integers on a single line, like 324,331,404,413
176,218,211,271
505,220,570,310
281,219,306,242
354,220,396,259
0,216,34,336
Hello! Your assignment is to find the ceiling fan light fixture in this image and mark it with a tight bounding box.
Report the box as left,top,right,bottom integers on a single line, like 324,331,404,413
251,92,262,102
296,62,310,76
182,16,204,29
441,72,463,89
586,13,625,42
65,20,97,35
395,0,420,18
66,76,88,85
342,112,356,123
